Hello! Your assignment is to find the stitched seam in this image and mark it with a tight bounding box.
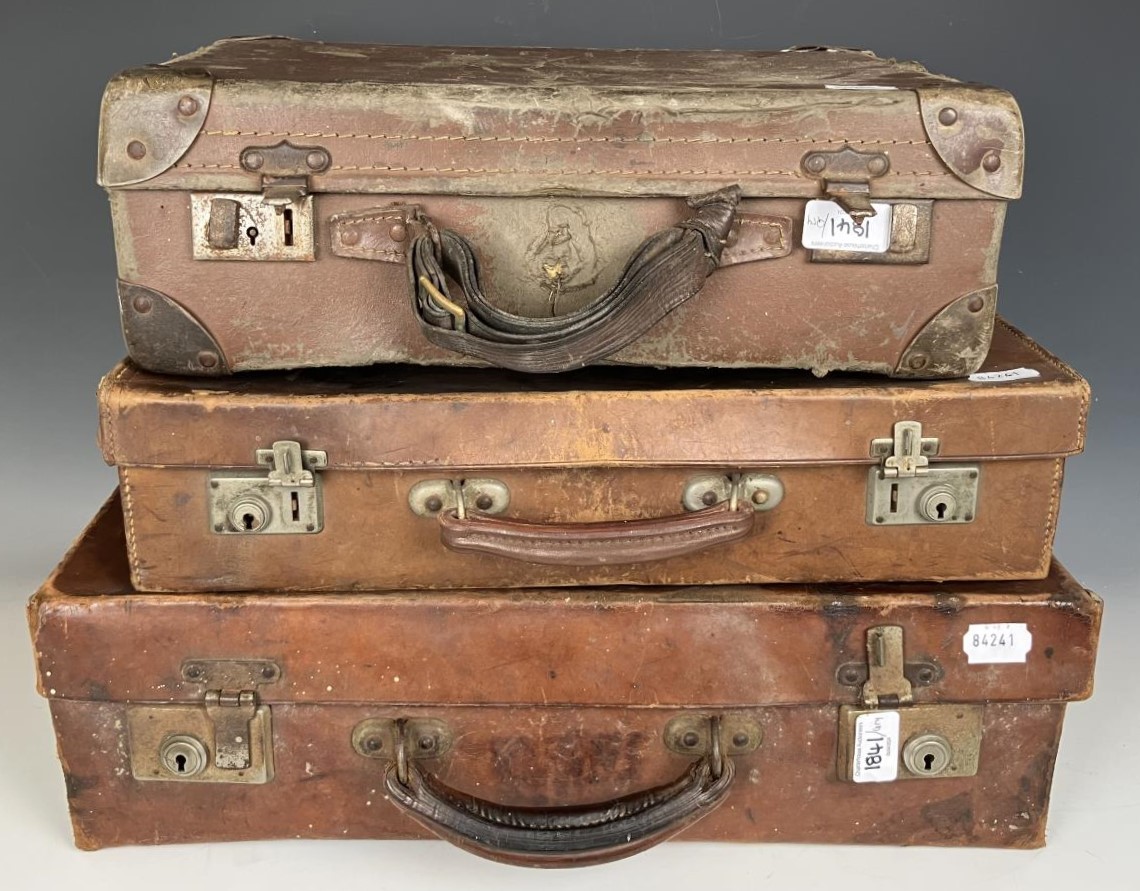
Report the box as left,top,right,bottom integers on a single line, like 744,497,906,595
336,213,410,224
203,129,932,147
1038,457,1064,575
120,466,144,585
995,318,1090,449
173,161,951,178
343,248,406,257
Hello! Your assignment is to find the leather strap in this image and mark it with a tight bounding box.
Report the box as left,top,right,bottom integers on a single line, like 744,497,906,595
438,502,755,566
384,754,734,868
408,186,743,373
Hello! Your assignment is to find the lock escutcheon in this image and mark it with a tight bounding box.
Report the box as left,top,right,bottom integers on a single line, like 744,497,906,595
159,734,208,777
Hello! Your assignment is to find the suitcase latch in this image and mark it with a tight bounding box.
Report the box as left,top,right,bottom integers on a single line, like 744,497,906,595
126,659,280,784
191,142,328,261
800,146,890,221
866,420,979,526
836,626,982,783
209,440,328,535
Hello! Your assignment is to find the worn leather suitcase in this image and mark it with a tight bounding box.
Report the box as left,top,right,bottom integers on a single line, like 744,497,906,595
97,321,1087,593
101,38,1022,377
30,496,1100,864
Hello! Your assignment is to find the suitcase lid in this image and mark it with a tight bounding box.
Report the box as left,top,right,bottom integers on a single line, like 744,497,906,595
98,38,1023,200
98,321,1089,471
30,495,1100,708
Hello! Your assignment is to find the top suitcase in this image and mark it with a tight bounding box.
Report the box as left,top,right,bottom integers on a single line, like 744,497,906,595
100,39,1023,377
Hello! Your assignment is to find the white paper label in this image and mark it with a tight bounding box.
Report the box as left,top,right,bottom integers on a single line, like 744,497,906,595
802,200,893,253
963,623,1032,664
968,367,1041,383
852,711,900,783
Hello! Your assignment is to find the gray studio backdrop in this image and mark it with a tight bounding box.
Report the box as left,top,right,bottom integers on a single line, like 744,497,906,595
0,1,1137,888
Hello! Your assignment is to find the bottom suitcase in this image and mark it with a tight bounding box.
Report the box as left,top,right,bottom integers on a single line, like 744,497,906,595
28,494,1101,866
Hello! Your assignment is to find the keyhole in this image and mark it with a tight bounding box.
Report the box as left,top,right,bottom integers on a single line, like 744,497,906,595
246,225,259,246
923,753,935,771
175,753,188,773
242,512,256,530
283,208,294,247
935,501,948,520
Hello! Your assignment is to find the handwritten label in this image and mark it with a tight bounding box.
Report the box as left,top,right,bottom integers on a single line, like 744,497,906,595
968,367,1041,383
963,623,1032,664
802,200,892,253
852,711,900,783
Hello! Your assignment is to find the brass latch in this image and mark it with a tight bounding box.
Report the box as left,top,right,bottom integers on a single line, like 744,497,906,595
191,141,328,260
837,626,981,783
801,146,890,220
866,420,979,526
127,659,280,784
209,440,328,535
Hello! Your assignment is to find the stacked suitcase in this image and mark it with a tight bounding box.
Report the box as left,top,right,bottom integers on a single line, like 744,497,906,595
29,39,1101,866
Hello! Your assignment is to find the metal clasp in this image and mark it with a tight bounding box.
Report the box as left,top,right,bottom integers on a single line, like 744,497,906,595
209,440,328,535
867,421,979,526
801,146,890,220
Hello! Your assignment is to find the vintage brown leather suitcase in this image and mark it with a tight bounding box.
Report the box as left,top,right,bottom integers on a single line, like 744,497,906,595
30,496,1100,864
97,321,1087,593
101,38,1022,377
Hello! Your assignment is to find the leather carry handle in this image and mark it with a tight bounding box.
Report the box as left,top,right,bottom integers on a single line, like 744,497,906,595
438,501,754,566
408,186,743,373
384,741,734,868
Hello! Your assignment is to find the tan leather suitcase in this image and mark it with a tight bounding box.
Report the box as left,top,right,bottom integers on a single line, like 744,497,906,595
29,496,1100,864
97,321,1087,593
101,38,1022,377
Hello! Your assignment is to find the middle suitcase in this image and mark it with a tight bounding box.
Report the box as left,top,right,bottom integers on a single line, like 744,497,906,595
99,321,1087,593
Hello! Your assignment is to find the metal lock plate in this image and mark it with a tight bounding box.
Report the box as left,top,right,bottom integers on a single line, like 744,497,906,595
209,441,327,535
837,704,984,782
191,191,315,260
866,421,979,526
128,704,274,784
127,659,279,784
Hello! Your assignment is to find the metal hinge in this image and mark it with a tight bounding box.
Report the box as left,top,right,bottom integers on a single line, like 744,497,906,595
866,420,979,525
801,146,890,220
127,659,280,784
209,440,327,535
836,626,981,783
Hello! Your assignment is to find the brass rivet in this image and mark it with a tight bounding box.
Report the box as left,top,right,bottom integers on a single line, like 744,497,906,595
243,151,264,171
841,668,860,684
418,736,436,751
389,223,407,243
424,495,443,513
918,667,935,683
474,494,494,511
701,490,719,507
184,664,203,680
732,732,749,747
981,150,1002,172
967,295,985,313
804,154,827,174
197,350,219,369
306,150,328,171
127,140,147,160
340,228,361,246
908,354,929,370
681,731,700,748
867,156,888,176
177,95,199,117
132,295,153,314
937,106,958,126
261,665,277,680
751,489,769,505
364,736,384,752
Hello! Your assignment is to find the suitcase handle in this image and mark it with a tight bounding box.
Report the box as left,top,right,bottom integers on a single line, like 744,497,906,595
438,501,755,566
407,186,742,373
383,721,735,867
